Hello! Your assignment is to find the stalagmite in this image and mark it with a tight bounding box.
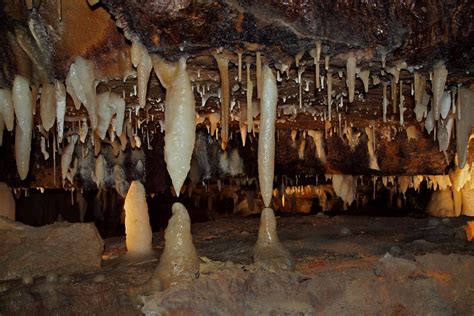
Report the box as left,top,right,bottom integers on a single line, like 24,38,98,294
0,182,15,220
456,88,474,168
253,207,294,270
214,54,230,150
13,75,33,180
40,83,56,132
246,63,253,133
365,127,380,170
124,181,153,256
0,89,14,132
258,65,278,207
66,57,98,129
327,72,332,120
346,56,356,102
131,41,153,109
432,63,448,121
307,130,326,163
151,202,199,290
426,189,456,217
461,186,474,216
152,56,195,196
61,135,78,181
93,154,105,190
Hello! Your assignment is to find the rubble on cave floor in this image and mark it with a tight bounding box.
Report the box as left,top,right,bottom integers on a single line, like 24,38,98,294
0,214,472,315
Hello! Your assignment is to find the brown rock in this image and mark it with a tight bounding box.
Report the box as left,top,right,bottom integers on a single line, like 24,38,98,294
0,217,103,280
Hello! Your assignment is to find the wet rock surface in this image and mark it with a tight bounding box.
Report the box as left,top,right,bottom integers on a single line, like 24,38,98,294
0,217,104,281
0,214,473,315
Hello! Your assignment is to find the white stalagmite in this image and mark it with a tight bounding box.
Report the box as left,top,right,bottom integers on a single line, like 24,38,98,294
0,182,15,220
13,75,33,180
152,56,195,196
426,189,456,217
346,56,356,102
61,135,78,181
40,83,56,131
461,185,474,216
152,202,199,290
131,41,152,109
258,65,277,207
66,57,99,129
253,207,294,270
124,181,153,256
456,88,474,168
432,63,448,121
0,88,14,131
55,81,66,143
214,54,230,150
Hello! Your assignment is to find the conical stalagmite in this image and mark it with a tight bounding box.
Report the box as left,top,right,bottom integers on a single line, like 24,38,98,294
254,65,293,270
124,181,153,256
253,208,295,270
151,202,200,290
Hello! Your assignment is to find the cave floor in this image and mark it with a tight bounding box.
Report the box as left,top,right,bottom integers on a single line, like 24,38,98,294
1,214,473,315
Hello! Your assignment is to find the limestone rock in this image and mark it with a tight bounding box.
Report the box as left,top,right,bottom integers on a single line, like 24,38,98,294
0,217,103,280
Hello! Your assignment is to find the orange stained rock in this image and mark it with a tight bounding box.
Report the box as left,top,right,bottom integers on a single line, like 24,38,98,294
465,221,474,241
